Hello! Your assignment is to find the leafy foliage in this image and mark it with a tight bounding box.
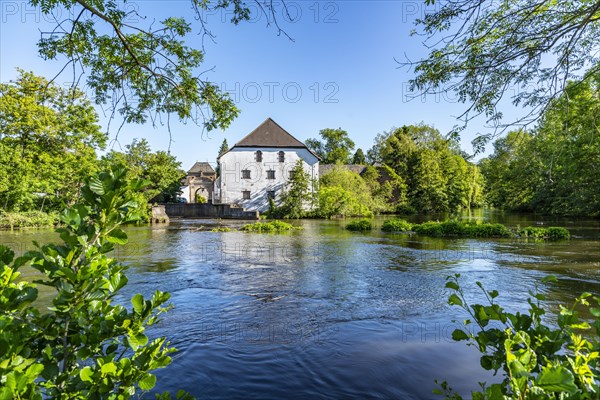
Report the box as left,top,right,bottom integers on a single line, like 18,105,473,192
0,167,190,399
345,219,373,231
306,128,356,164
102,138,186,207
381,218,412,232
481,72,600,216
317,165,376,218
352,148,366,165
240,220,296,233
436,274,600,399
30,0,254,131
0,71,106,212
407,0,600,135
368,124,484,213
277,160,317,219
0,210,59,229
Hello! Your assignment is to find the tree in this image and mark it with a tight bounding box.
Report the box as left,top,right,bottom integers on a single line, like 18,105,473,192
352,148,366,164
406,0,600,139
480,71,600,216
368,124,481,213
216,138,229,176
318,165,374,216
306,128,355,164
102,139,186,205
278,160,315,219
0,70,106,211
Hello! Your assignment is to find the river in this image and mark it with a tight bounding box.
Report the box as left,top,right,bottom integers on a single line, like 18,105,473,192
1,210,599,399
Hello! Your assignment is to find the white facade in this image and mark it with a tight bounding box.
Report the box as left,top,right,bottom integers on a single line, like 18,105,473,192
214,147,319,212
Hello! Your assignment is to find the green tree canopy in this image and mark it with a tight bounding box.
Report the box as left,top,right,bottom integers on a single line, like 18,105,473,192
24,0,296,132
306,128,355,164
102,139,185,205
0,70,106,211
406,0,600,138
368,124,483,213
352,148,366,164
481,71,600,216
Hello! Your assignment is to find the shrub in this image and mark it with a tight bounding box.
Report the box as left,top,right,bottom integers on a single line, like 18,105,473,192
195,195,207,204
381,219,412,232
0,210,59,229
346,219,372,231
412,221,445,236
520,226,570,240
240,220,296,233
317,186,374,218
412,221,512,238
436,274,599,399
0,168,191,399
396,204,417,215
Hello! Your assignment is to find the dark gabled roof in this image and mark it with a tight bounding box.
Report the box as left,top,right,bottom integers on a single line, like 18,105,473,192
221,118,321,160
234,118,306,148
188,162,215,175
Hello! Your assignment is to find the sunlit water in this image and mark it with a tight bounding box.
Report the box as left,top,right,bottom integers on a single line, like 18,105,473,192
1,210,599,399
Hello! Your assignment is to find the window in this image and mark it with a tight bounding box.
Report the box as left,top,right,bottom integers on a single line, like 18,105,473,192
267,191,276,199
289,170,296,179
242,169,251,179
267,170,275,180
278,151,285,162
242,190,251,200
255,151,262,162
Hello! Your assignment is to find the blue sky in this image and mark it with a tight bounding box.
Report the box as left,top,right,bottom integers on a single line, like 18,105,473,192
0,1,524,170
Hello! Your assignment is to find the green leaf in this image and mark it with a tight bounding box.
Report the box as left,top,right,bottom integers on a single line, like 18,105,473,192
101,362,117,376
541,275,558,283
452,329,469,341
535,366,578,393
138,373,157,391
129,333,148,350
448,294,463,307
88,176,105,195
106,228,128,245
80,366,94,382
132,294,144,314
445,281,459,291
590,307,600,317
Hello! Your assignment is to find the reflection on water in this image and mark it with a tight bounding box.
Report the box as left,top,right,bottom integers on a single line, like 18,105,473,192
0,212,599,399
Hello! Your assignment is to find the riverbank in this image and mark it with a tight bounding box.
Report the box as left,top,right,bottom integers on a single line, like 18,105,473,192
0,210,59,229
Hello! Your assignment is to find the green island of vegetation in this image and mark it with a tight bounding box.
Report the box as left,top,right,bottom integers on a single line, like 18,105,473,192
381,219,570,240
240,220,298,233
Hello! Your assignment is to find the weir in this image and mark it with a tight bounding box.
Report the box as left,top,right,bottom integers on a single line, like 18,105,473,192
153,203,259,221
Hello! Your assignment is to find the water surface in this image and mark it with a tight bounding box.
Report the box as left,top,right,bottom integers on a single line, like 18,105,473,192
1,211,598,399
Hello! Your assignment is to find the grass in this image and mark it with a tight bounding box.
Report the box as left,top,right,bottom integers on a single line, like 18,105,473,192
346,219,373,231
381,219,412,232
0,210,59,229
240,220,297,233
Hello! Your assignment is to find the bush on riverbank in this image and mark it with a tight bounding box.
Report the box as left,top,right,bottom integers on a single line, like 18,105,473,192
0,210,59,229
241,220,297,233
346,219,372,231
381,219,412,232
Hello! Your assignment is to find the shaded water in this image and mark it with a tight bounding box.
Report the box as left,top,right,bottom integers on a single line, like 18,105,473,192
1,210,599,399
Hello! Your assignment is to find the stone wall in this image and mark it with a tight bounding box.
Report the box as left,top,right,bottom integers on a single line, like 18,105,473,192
159,203,259,220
